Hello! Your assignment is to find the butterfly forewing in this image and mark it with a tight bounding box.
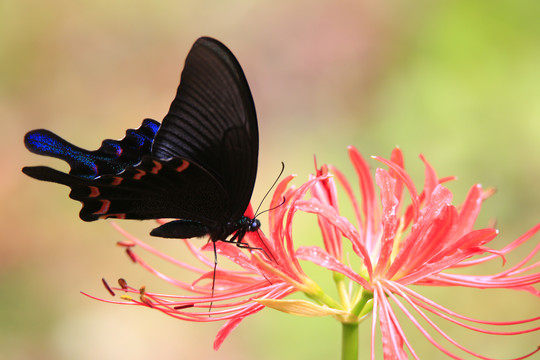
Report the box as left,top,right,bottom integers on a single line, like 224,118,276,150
152,37,258,219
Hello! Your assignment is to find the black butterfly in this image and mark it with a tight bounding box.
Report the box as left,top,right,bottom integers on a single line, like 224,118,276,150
23,36,261,246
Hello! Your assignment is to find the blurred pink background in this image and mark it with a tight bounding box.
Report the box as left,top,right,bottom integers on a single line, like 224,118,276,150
2,0,539,358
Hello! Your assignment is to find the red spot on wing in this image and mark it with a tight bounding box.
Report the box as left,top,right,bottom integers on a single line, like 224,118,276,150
99,213,127,220
88,186,100,197
111,177,123,185
93,199,111,215
176,160,189,173
150,160,163,174
133,169,146,180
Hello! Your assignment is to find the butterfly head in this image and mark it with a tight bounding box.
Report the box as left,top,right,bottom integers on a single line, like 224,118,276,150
247,218,261,232
233,216,261,235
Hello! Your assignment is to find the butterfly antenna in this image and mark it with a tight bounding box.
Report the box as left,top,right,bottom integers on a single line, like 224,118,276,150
254,196,286,218
254,162,285,217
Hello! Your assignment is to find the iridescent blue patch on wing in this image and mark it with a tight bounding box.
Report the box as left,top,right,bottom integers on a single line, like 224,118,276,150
25,130,103,178
24,119,160,179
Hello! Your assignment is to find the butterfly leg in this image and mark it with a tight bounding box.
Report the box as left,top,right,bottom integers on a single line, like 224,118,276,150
234,241,272,261
222,229,276,264
209,240,218,313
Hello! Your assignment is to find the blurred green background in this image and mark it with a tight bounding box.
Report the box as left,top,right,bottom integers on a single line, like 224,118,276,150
2,0,539,359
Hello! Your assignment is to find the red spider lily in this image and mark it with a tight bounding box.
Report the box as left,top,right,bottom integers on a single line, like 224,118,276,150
295,146,540,359
85,146,540,358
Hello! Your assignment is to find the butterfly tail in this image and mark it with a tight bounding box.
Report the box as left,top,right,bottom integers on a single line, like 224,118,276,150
24,130,100,178
22,166,84,187
22,165,110,221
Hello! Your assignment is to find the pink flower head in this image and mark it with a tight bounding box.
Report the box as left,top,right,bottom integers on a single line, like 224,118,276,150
296,146,540,359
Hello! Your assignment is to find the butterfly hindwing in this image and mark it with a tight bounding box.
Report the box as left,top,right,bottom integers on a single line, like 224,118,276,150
85,157,228,224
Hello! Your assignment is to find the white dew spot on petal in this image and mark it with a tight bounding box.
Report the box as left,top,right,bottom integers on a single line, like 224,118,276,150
254,299,348,318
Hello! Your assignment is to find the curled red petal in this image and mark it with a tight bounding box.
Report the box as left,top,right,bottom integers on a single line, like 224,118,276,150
214,316,245,350
348,146,379,242
374,168,399,276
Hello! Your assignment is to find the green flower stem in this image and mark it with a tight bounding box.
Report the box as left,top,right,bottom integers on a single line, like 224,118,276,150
334,272,351,309
341,322,359,360
351,288,373,317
